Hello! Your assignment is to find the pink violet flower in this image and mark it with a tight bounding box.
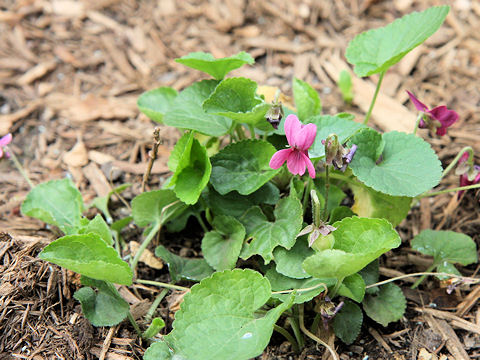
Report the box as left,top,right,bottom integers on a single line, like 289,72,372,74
406,90,458,136
269,114,317,178
457,152,480,199
0,133,12,159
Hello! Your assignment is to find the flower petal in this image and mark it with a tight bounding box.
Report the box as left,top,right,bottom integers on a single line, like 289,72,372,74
269,148,292,169
286,150,306,176
300,151,316,178
0,133,12,146
294,123,317,151
459,152,469,164
429,106,458,126
406,91,429,112
0,147,3,158
284,114,302,147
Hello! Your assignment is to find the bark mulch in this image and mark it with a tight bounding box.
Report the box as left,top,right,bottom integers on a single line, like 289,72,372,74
1,0,480,359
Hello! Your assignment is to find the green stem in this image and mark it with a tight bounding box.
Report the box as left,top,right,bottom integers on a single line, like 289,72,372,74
442,146,474,178
195,213,208,233
366,272,480,289
274,324,300,353
411,264,436,289
291,306,305,349
130,222,161,271
322,166,330,221
310,313,322,334
329,277,344,299
5,146,34,188
248,124,256,139
416,183,480,199
363,71,385,125
127,312,143,337
413,112,423,135
235,125,246,140
298,304,338,360
145,289,168,323
302,177,313,216
136,279,189,291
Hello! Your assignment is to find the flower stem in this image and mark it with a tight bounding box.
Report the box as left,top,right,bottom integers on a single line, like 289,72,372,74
322,166,330,221
302,177,313,216
416,182,480,198
235,125,246,140
248,124,256,139
442,146,474,178
363,70,385,125
365,272,480,289
411,264,436,289
145,288,168,323
274,324,300,353
299,304,338,360
413,112,423,135
5,146,34,189
136,279,189,291
130,222,161,271
290,306,305,349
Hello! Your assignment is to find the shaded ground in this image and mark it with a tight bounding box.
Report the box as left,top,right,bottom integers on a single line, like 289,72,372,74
1,0,480,359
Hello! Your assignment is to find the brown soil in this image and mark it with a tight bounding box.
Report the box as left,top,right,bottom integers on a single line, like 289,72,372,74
1,0,480,359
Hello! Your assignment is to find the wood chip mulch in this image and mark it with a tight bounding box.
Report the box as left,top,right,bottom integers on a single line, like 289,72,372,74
1,0,480,359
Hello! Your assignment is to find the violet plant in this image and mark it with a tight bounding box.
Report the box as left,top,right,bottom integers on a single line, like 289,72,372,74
19,5,480,359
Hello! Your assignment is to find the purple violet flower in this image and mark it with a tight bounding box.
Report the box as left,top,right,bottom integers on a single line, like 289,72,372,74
0,133,12,159
457,152,480,198
269,114,317,178
323,138,357,172
316,297,344,330
406,90,458,136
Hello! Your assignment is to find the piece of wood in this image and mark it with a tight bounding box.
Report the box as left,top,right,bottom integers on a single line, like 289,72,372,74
416,307,480,336
423,313,469,360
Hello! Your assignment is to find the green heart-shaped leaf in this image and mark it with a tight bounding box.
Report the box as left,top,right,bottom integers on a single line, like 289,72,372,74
303,217,401,279
239,195,303,264
337,273,365,303
266,267,333,304
306,115,366,159
273,238,314,279
204,183,280,218
351,184,411,227
201,215,246,271
131,190,187,228
79,214,113,245
21,178,84,234
412,229,477,267
74,277,129,327
39,233,133,285
137,87,178,123
293,78,321,121
164,269,293,360
203,77,269,125
349,130,442,197
168,132,211,204
176,51,255,79
346,6,449,76
164,80,232,136
210,140,281,195
333,300,363,345
363,283,406,327
155,245,214,282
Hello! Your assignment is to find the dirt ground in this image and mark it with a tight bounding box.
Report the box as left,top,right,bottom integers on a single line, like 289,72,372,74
1,0,480,359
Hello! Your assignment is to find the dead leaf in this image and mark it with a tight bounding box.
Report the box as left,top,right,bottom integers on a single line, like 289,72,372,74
63,139,88,167
129,241,163,270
